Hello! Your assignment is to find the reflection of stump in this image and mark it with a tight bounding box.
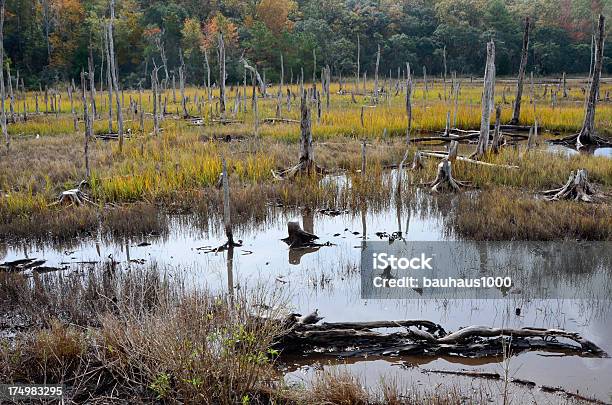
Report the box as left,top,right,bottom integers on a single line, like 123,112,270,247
429,160,469,193
542,169,604,202
282,222,319,248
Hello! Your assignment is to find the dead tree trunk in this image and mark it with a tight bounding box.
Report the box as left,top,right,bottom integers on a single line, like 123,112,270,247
490,105,502,153
104,27,113,135
107,1,124,151
551,15,610,148
0,0,9,152
299,89,313,172
221,157,234,246
179,51,188,118
272,89,323,178
355,34,360,94
510,17,530,125
405,62,413,144
204,49,211,102
88,46,97,118
474,40,495,159
81,71,92,179
577,14,605,147
374,44,380,103
218,33,226,115
276,53,284,119
151,65,160,135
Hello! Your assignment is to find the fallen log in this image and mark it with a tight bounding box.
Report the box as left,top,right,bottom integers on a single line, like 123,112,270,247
274,315,608,359
420,151,519,169
262,117,300,124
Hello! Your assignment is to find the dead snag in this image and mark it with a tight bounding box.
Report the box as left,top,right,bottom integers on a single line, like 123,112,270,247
509,17,530,125
473,40,495,159
0,0,9,152
217,157,242,251
428,159,469,193
108,0,123,151
542,169,604,202
405,62,413,144
272,89,324,179
282,221,319,248
218,33,226,115
551,15,611,148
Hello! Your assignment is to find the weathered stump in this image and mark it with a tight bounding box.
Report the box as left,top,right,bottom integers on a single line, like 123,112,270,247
542,169,604,202
428,160,469,193
282,221,319,248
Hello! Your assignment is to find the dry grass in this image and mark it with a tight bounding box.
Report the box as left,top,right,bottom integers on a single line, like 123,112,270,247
451,189,612,240
0,264,287,403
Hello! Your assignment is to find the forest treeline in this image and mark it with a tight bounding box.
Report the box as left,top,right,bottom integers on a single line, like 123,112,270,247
3,0,612,88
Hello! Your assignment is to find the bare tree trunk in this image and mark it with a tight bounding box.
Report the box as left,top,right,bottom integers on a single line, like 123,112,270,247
218,33,226,115
510,17,530,125
152,66,160,135
405,62,412,144
108,0,123,151
204,49,211,102
138,82,144,132
6,62,14,123
442,45,447,101
104,28,113,134
88,46,97,118
0,0,7,152
355,34,360,94
276,53,283,118
374,44,380,103
475,40,495,158
222,156,234,245
562,72,567,98
81,70,92,179
490,105,502,153
578,14,605,147
299,89,313,172
179,51,188,118
251,71,259,138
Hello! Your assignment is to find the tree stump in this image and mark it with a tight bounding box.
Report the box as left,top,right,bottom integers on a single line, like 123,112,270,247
542,169,604,202
282,221,319,248
428,160,469,193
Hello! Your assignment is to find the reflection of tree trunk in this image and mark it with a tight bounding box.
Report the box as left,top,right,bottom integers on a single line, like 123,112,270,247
361,202,367,241
227,246,234,307
477,243,488,273
303,207,314,234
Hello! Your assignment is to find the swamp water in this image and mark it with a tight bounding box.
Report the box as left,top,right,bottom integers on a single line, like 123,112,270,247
1,167,611,403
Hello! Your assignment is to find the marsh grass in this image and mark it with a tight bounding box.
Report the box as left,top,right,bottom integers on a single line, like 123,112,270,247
1,77,611,241
451,188,612,240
